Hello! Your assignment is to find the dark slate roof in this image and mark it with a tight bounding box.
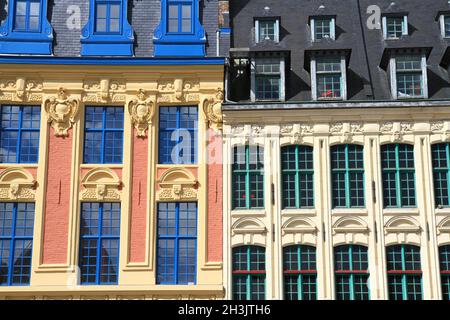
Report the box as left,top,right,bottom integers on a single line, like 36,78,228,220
228,0,450,102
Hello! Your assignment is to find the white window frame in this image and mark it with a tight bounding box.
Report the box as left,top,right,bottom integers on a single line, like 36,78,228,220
255,18,280,43
310,17,336,42
382,15,408,39
310,55,347,101
250,56,285,102
389,52,428,100
440,14,450,38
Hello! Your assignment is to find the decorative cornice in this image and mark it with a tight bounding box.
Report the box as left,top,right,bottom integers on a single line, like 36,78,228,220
128,89,156,137
44,87,80,137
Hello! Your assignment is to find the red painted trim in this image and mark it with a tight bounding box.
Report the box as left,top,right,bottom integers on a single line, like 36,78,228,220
334,270,368,274
283,270,317,274
232,270,266,275
440,270,450,274
387,270,422,274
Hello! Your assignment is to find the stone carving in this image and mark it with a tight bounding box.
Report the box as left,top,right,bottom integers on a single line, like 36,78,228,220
157,168,198,201
380,121,413,142
128,89,155,137
0,78,43,102
157,79,200,103
80,168,121,201
82,79,126,103
0,168,36,201
44,87,80,137
203,88,224,131
280,123,313,144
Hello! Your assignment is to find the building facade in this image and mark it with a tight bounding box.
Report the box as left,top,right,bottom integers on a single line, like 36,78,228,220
0,0,227,299
223,0,450,300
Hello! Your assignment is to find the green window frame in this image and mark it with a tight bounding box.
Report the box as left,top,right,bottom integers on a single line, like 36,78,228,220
232,246,266,300
381,144,416,208
331,144,365,208
281,145,314,209
232,145,264,210
316,56,343,99
386,245,422,300
432,143,450,207
439,245,450,300
334,245,370,300
255,58,281,101
283,245,317,300
444,15,450,38
395,55,424,99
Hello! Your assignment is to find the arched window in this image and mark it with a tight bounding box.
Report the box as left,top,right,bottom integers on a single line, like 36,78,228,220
232,246,265,300
331,144,365,208
232,145,264,209
386,245,422,300
334,245,370,300
381,144,416,208
283,245,317,300
281,146,314,209
431,143,450,207
439,245,450,300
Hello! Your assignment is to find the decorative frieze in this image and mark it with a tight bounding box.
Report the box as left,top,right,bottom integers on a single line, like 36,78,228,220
156,79,200,103
80,168,122,201
82,79,126,103
156,168,198,201
0,77,43,102
0,168,36,201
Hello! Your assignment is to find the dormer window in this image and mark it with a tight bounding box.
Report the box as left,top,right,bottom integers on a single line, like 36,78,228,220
311,55,347,100
255,18,279,43
310,17,335,41
13,0,41,32
383,15,408,39
389,53,428,99
250,56,285,102
439,14,450,38
168,1,192,33
95,1,121,33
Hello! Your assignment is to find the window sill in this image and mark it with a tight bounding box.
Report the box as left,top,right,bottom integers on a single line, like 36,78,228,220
281,208,317,216
331,208,368,216
231,209,266,217
383,207,420,215
435,207,450,216
80,164,124,169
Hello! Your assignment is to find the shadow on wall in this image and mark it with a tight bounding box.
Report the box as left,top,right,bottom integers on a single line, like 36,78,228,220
286,70,310,101
346,69,367,100
428,68,450,98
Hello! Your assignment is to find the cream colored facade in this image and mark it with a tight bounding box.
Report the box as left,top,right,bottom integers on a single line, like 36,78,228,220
0,63,224,300
222,103,450,300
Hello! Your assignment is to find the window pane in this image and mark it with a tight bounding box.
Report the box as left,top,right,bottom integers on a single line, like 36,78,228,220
110,4,120,19
386,17,404,38
97,4,107,18
314,18,332,40
259,20,276,41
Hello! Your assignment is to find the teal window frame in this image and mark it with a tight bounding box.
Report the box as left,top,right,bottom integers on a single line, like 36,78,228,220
444,15,450,38
281,145,314,209
232,246,266,300
386,16,406,39
331,144,365,208
334,245,370,300
386,245,422,300
255,58,281,101
432,143,450,207
316,56,343,99
381,144,416,208
439,245,450,300
395,55,424,98
232,145,264,210
283,245,317,300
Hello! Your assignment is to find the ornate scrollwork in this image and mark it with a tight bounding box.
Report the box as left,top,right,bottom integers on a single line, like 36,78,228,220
80,168,121,201
0,168,36,201
156,168,198,201
44,87,80,137
128,89,155,137
203,88,224,131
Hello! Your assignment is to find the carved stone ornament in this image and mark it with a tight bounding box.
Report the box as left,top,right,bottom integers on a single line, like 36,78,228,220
82,79,126,103
80,168,121,201
0,168,36,201
380,121,413,142
128,89,155,137
280,123,313,144
44,87,80,137
0,77,43,102
157,168,198,201
157,78,200,103
203,88,224,131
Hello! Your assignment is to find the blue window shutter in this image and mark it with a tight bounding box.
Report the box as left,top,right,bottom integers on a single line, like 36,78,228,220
81,0,134,56
0,0,53,55
153,0,206,57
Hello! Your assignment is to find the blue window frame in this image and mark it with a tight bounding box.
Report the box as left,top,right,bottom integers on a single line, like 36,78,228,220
386,245,422,300
79,202,120,285
83,106,124,164
153,0,206,57
283,245,317,300
0,0,53,55
331,144,365,208
232,246,266,300
0,202,35,286
13,0,41,32
158,106,198,165
432,143,450,207
81,0,134,56
281,145,314,209
381,144,416,208
157,202,197,285
0,105,40,164
334,245,370,300
439,245,450,300
94,0,121,34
